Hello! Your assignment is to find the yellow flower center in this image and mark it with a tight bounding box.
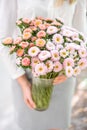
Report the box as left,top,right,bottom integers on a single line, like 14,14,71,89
39,67,43,71
32,50,36,53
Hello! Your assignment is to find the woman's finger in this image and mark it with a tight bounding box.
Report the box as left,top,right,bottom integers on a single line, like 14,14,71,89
24,99,33,109
28,94,36,108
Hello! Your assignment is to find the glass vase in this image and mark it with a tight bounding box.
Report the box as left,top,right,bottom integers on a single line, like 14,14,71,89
31,77,54,111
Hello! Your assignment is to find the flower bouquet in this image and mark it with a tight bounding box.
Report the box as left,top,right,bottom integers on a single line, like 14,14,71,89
2,17,87,111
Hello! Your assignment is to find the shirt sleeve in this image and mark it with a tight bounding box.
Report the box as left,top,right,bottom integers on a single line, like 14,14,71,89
0,0,25,79
72,0,87,36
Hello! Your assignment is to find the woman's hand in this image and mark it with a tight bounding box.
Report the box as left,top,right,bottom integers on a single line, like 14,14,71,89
53,75,67,85
17,74,36,109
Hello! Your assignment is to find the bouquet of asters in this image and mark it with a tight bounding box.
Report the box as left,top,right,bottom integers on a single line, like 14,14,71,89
3,17,87,111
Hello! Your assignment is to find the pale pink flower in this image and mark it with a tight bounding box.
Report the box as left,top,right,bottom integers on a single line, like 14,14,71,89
68,43,80,50
38,50,51,61
37,31,46,38
38,24,46,30
31,57,40,67
51,21,62,26
20,41,29,48
22,18,30,24
60,49,69,58
62,26,78,33
22,57,30,66
30,26,37,31
23,32,31,40
65,66,73,77
53,34,64,44
78,58,87,70
28,46,40,57
23,28,32,33
63,58,74,68
34,19,42,26
61,29,73,37
53,61,63,72
73,66,81,76
45,60,53,72
14,37,22,44
36,38,46,47
51,50,60,61
56,45,63,50
65,44,75,53
47,26,58,35
35,63,47,76
72,32,79,40
3,37,13,45
78,48,87,58
46,41,55,50
44,23,50,28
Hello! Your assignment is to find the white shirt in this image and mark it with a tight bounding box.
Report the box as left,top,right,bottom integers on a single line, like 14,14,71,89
0,0,87,79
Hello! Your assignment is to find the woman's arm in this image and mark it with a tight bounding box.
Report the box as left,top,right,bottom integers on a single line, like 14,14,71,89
72,0,87,35
0,0,35,109
0,0,25,79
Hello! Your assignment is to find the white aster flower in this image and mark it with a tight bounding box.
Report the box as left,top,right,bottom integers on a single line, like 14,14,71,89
28,46,40,57
47,26,58,35
46,41,55,50
53,34,64,45
38,50,51,61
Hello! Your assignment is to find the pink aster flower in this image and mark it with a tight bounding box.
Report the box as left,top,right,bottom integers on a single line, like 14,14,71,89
31,57,40,68
38,24,46,30
46,41,55,50
34,19,42,26
17,49,24,57
28,46,40,57
73,66,81,76
22,57,30,66
38,50,51,61
37,31,46,38
23,32,31,40
61,29,73,37
20,41,29,48
65,66,73,77
3,37,13,45
78,48,87,58
53,34,64,44
45,60,53,72
51,50,60,61
65,44,75,53
22,18,30,24
68,43,81,50
53,61,63,72
35,63,47,76
23,28,32,33
60,49,69,58
72,32,79,40
36,38,46,47
56,45,63,50
63,58,74,68
14,37,22,44
78,58,87,70
47,26,58,35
